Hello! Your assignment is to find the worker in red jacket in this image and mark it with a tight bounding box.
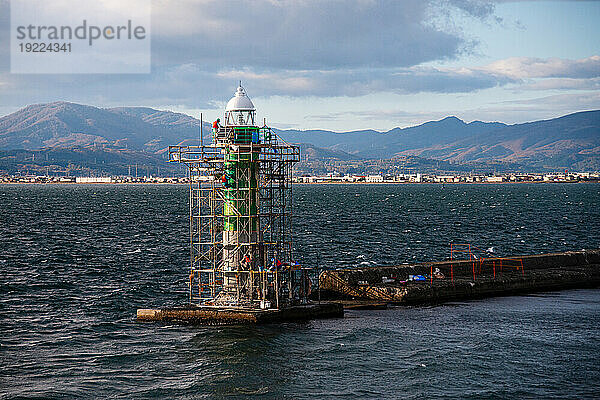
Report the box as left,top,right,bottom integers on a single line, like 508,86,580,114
212,118,220,130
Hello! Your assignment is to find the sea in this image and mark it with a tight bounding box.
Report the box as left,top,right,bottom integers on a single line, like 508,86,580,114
1,183,599,399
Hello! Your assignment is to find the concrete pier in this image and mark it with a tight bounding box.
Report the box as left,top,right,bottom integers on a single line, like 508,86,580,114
319,250,600,306
137,303,343,325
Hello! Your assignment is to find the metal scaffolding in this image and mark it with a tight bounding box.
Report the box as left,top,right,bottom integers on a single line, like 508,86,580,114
168,104,303,309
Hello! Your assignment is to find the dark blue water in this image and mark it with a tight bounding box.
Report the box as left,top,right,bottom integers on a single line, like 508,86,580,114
1,183,599,399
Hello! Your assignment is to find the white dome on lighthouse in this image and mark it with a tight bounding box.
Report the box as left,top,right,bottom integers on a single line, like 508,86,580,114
225,85,255,111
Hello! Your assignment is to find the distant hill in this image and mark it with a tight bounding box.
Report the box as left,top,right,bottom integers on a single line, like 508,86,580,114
276,111,600,169
0,147,185,176
276,117,507,159
0,102,212,152
393,111,600,170
0,102,598,171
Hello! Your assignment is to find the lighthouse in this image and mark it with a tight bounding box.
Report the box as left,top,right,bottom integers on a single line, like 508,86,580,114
168,85,303,309
138,86,344,323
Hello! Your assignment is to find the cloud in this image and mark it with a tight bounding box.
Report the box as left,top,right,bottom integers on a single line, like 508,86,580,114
482,56,600,79
0,0,598,126
452,0,496,18
520,78,600,91
212,63,518,98
149,0,490,70
212,55,599,98
0,54,597,114
0,0,507,110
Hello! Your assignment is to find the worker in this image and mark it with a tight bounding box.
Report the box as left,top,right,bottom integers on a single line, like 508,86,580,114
243,254,252,270
212,118,220,131
273,258,282,270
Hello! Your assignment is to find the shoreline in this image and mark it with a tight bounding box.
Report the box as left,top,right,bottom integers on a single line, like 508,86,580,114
1,180,598,185
295,181,597,185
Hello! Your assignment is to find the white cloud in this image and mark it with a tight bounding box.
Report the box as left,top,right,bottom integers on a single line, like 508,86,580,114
481,56,600,79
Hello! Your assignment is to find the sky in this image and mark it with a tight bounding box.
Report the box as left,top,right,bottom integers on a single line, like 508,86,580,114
0,0,599,131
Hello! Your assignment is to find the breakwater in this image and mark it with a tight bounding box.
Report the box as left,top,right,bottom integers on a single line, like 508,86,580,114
319,250,600,305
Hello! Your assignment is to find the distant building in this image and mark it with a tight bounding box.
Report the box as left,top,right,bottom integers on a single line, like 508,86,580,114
365,175,384,183
436,175,460,183
76,177,113,183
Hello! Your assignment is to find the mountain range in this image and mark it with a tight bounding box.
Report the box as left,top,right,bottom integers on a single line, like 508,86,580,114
0,102,212,152
275,112,600,170
0,101,599,172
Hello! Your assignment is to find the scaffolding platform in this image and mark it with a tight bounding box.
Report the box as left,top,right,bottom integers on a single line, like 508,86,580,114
136,303,343,325
163,85,309,312
137,86,337,325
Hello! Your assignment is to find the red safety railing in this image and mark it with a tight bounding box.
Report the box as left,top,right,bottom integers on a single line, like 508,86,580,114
449,243,524,283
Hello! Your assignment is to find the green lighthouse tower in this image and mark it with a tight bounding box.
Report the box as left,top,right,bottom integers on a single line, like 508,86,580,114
220,85,261,303
168,85,304,309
